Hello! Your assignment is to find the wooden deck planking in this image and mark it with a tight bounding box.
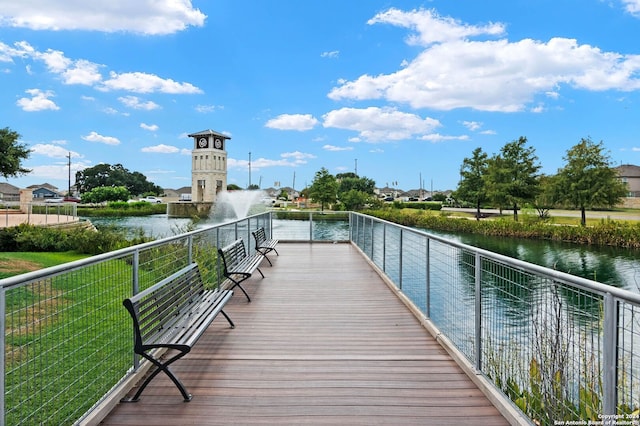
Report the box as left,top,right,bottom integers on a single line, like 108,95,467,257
100,242,509,425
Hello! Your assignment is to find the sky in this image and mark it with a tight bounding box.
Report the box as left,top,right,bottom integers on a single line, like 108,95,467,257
2,1,640,194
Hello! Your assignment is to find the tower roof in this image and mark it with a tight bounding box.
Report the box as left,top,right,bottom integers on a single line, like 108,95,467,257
187,129,230,139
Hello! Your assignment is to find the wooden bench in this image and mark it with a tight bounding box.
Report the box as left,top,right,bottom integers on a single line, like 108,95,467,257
218,238,264,302
252,226,279,266
122,263,234,402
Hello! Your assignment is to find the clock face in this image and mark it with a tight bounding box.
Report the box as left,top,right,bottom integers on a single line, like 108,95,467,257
214,138,223,149
198,137,208,148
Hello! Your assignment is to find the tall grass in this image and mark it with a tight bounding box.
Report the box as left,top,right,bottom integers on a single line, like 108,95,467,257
367,209,640,248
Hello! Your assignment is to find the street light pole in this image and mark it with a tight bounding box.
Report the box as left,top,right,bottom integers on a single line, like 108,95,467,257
248,151,252,189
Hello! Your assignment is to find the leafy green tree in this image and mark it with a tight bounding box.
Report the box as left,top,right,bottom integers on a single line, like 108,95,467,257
0,127,31,179
81,186,131,203
308,167,338,212
75,163,162,195
227,183,242,191
339,189,373,210
455,147,489,220
555,137,628,226
533,175,558,219
486,137,541,221
336,173,376,211
278,189,289,200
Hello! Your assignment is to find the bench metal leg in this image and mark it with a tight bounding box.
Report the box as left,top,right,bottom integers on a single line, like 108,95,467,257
228,276,251,302
122,349,192,403
221,309,235,328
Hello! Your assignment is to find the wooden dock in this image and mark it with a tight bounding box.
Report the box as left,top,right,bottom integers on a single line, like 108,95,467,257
99,243,511,425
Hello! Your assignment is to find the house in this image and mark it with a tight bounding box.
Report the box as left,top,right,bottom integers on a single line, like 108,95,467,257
0,182,20,202
616,164,640,197
28,183,62,199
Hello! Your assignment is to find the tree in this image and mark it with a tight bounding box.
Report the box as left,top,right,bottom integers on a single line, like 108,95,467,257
336,173,376,211
555,137,628,226
455,147,489,220
81,186,131,203
486,137,541,221
308,167,338,212
533,175,558,219
75,163,162,195
0,127,31,179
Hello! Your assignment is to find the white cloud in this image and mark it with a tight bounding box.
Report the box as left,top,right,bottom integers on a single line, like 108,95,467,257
367,8,505,46
0,1,206,35
102,71,202,94
81,131,120,145
281,151,316,163
462,121,482,131
30,144,81,159
195,104,222,113
322,107,441,142
228,151,316,170
118,96,160,110
328,8,640,112
419,133,469,142
61,59,103,85
265,114,319,131
1,41,203,98
321,50,340,59
140,123,159,131
141,144,179,153
622,0,640,16
16,88,59,111
323,145,354,152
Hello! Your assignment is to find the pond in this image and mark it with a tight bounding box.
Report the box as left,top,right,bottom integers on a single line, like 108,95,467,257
84,214,640,292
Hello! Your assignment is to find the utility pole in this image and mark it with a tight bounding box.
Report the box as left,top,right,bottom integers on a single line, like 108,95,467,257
248,152,252,189
355,158,358,176
67,152,72,196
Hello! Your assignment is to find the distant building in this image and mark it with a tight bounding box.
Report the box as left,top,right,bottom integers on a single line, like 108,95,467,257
616,164,640,197
0,182,20,201
28,183,61,199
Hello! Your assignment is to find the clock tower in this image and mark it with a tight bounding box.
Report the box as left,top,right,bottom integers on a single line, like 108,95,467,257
187,129,230,203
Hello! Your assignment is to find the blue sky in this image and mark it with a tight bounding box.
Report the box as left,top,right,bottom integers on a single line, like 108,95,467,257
2,1,640,194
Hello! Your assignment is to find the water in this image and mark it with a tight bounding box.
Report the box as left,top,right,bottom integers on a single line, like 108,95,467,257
423,228,640,293
84,213,640,292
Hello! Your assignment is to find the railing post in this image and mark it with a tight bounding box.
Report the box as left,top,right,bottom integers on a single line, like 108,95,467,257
309,212,313,242
187,235,193,264
602,292,618,418
370,216,375,259
1,286,6,426
425,238,430,318
474,252,482,371
132,250,140,370
398,229,403,290
382,222,387,273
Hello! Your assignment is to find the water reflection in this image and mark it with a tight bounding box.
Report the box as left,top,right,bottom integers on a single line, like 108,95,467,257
424,229,640,293
85,214,640,293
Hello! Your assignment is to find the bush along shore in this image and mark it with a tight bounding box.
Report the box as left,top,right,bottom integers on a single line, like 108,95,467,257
366,209,640,249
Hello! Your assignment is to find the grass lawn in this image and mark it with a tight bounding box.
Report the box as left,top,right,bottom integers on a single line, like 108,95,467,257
0,252,89,279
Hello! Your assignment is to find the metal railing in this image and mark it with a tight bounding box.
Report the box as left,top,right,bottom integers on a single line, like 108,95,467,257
3,210,640,425
271,210,350,242
1,201,79,227
0,212,273,426
350,212,640,425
